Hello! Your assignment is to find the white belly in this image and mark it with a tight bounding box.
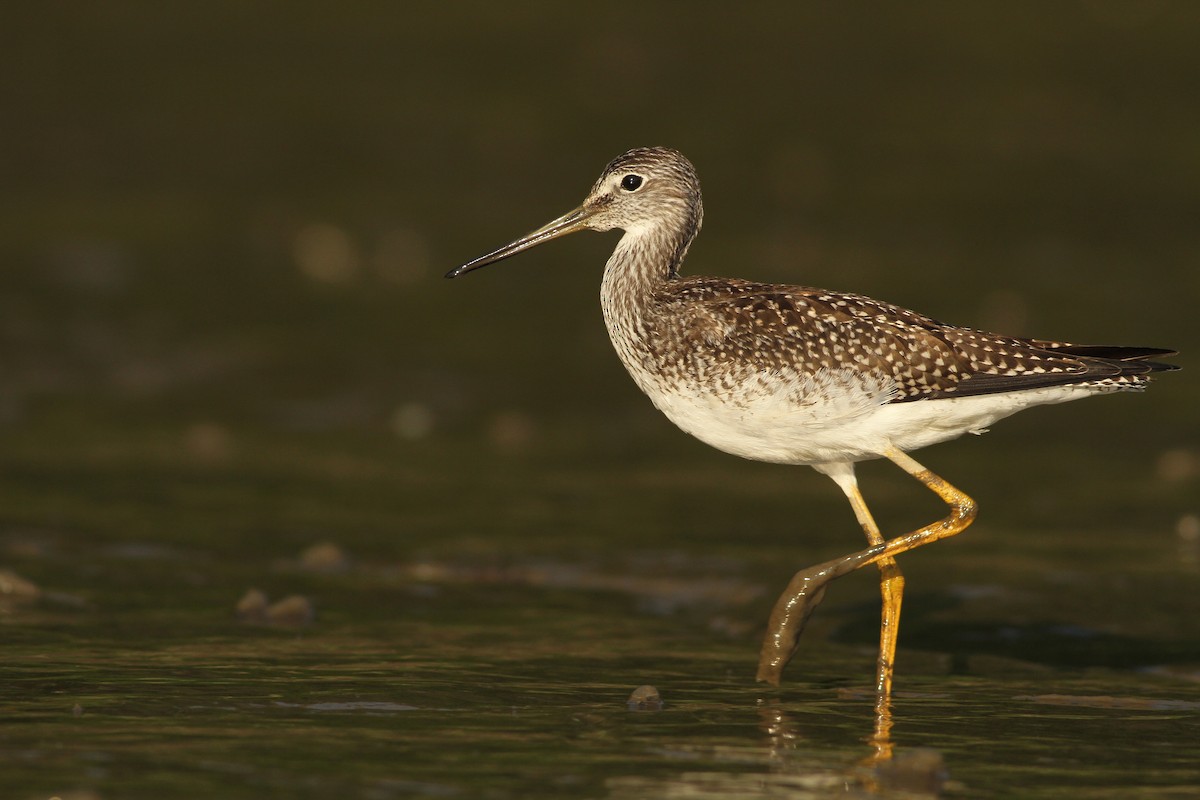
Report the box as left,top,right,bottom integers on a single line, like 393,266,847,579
636,366,1096,466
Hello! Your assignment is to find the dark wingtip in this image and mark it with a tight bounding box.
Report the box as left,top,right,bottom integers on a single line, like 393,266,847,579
1045,344,1177,362
1145,361,1181,373
1040,344,1180,374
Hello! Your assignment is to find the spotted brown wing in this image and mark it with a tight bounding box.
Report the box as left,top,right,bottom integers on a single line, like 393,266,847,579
660,278,1177,402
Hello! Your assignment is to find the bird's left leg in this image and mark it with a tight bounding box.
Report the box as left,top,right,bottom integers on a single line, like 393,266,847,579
757,451,976,687
756,462,900,687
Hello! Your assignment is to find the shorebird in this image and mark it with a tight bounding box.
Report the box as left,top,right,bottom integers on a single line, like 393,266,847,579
446,147,1176,707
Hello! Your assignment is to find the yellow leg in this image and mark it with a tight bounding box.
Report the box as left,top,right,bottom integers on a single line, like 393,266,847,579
757,450,977,695
839,476,903,699
826,466,903,762
816,463,904,700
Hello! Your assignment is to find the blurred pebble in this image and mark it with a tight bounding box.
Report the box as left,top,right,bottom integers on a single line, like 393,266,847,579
488,410,535,452
390,402,433,440
0,569,41,609
708,614,753,638
294,222,359,283
626,685,663,711
184,421,234,463
1178,514,1200,542
872,747,947,795
47,239,131,292
235,588,270,623
299,541,350,573
72,703,84,717
266,595,315,628
1157,448,1197,483
2,534,51,559
235,588,315,628
407,561,447,582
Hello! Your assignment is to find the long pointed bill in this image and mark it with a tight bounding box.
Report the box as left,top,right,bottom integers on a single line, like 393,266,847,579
445,204,596,278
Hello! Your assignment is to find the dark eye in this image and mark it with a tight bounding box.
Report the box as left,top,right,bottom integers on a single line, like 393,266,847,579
620,174,643,191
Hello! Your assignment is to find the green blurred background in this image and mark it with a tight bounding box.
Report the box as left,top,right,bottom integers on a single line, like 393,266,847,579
2,3,1198,798
4,3,1195,445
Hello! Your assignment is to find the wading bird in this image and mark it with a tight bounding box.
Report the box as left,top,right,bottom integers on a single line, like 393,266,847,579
447,147,1176,713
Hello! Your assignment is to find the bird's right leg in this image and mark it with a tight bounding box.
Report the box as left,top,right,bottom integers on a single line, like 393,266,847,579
819,462,904,703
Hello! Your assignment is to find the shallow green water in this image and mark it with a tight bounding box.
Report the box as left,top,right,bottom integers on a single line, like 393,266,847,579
4,428,1198,798
3,4,1199,798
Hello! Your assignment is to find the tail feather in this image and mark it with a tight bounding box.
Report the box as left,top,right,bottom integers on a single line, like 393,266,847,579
1033,343,1179,375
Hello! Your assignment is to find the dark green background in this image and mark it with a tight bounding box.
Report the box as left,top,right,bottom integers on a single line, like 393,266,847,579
2,4,1197,798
